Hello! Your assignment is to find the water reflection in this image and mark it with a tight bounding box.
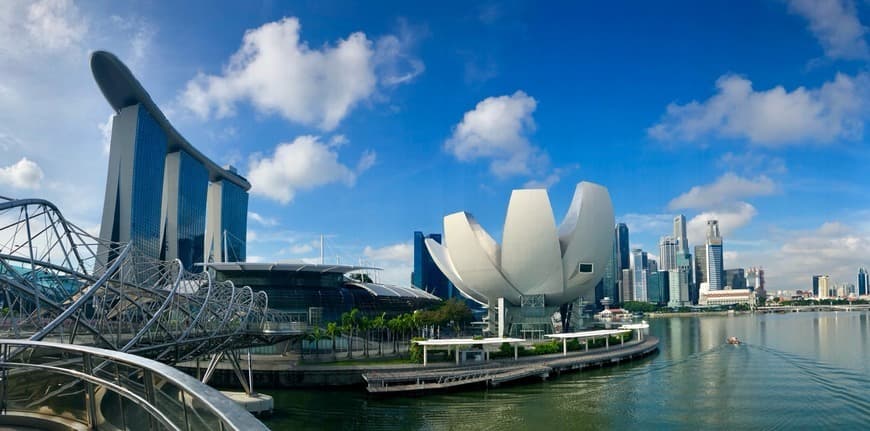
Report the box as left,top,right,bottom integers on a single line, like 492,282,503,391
263,312,870,430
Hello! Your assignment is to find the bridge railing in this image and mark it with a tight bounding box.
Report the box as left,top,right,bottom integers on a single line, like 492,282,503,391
0,339,268,431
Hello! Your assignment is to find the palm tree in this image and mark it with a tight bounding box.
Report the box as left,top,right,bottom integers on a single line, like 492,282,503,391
326,322,340,359
387,316,401,354
308,326,325,357
359,316,371,358
372,313,386,356
341,308,360,359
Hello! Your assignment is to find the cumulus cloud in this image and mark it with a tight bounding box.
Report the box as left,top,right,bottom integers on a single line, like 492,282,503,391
24,0,87,51
685,202,757,246
248,211,278,227
364,242,414,287
445,91,546,177
648,73,868,145
0,158,44,190
786,0,869,60
363,242,413,263
181,17,423,131
669,173,776,210
717,152,787,175
247,135,375,204
620,213,674,235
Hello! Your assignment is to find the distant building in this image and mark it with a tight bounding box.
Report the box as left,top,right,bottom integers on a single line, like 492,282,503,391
621,268,633,302
411,232,452,299
705,220,724,291
674,214,689,254
725,268,746,290
812,275,822,297
92,51,249,269
631,249,648,302
817,275,830,299
616,223,631,272
648,270,670,305
693,245,706,303
858,268,868,296
603,229,620,303
699,289,754,307
659,236,678,271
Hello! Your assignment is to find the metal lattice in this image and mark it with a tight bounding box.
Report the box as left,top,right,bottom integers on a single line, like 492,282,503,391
0,197,275,363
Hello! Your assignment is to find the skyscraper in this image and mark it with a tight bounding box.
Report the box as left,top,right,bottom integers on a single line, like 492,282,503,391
659,236,678,271
724,268,746,290
648,270,670,304
93,51,250,269
693,244,706,303
812,275,821,297
817,275,830,299
603,230,620,302
631,248,648,302
705,220,724,291
858,268,868,296
616,223,630,272
674,214,689,254
412,231,451,299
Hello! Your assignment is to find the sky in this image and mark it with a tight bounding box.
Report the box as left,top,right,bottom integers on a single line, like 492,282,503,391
2,0,870,292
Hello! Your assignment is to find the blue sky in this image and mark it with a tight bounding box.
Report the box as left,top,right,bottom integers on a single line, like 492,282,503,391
2,0,870,291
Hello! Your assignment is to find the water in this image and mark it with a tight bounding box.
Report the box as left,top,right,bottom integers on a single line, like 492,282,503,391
262,311,870,430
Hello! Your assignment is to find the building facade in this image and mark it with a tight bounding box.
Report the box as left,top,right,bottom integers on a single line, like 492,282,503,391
705,220,724,291
659,235,678,271
725,268,746,290
858,268,868,296
92,51,250,269
631,249,648,302
412,231,452,299
674,214,689,254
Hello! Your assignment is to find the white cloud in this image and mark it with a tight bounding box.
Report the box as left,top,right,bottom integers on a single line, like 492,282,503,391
180,17,422,131
685,202,757,246
363,242,414,287
25,0,87,51
0,2,157,224
648,73,868,145
717,151,787,175
522,165,577,189
445,91,545,177
363,242,413,263
669,173,776,210
98,114,113,155
730,221,870,291
786,0,869,60
289,244,314,254
620,213,674,235
247,135,375,204
248,211,278,227
0,158,44,190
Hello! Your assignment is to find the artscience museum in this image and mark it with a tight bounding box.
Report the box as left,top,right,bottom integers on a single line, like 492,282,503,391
425,181,614,337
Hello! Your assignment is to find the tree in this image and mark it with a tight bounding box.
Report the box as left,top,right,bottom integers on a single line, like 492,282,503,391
326,322,340,359
341,308,360,359
307,326,325,357
371,313,386,356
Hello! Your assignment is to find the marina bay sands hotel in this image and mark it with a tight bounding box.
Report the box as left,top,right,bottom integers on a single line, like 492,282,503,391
91,51,249,269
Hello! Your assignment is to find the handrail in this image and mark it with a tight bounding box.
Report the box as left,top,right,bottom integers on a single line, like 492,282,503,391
0,339,268,431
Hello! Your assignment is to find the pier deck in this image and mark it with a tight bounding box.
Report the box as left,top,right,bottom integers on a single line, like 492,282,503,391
362,336,659,394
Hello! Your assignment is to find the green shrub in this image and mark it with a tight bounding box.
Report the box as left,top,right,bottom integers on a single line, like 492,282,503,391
409,337,426,363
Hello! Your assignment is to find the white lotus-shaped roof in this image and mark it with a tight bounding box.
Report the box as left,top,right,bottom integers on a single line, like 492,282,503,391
425,181,614,307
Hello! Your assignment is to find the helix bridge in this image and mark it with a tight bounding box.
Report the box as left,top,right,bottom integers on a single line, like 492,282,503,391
0,196,289,430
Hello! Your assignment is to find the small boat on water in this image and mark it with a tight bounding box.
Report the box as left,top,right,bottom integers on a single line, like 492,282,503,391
726,336,740,345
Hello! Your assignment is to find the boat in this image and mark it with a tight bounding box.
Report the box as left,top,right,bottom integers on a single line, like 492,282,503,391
726,336,740,345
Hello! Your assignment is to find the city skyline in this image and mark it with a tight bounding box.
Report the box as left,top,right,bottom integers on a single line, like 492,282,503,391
3,1,870,289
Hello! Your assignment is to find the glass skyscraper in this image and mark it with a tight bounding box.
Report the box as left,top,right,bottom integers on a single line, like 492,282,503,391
411,231,451,299
705,220,724,291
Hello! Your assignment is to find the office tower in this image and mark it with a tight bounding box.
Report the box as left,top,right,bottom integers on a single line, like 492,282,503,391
659,236,678,271
648,270,670,304
705,220,724,291
94,51,250,269
724,268,746,290
603,231,620,303
621,268,633,302
674,214,689,254
616,223,630,272
858,268,868,296
817,275,830,299
412,232,451,299
693,245,706,303
812,275,822,297
631,249,648,302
